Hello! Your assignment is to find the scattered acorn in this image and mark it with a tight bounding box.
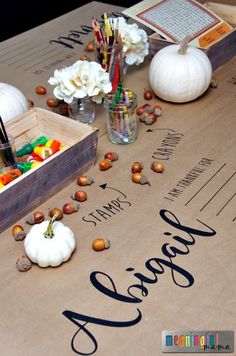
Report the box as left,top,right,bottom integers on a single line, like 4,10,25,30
86,41,94,52
92,238,111,251
131,161,143,173
80,54,89,61
58,102,69,116
71,190,87,202
104,151,119,162
26,211,45,225
137,102,162,125
27,99,34,107
48,207,64,220
35,85,47,95
136,106,144,116
143,89,153,101
46,97,59,107
132,172,151,186
77,175,94,186
12,225,26,241
210,78,218,88
16,256,32,272
151,161,164,173
62,202,79,214
99,159,112,171
153,104,163,117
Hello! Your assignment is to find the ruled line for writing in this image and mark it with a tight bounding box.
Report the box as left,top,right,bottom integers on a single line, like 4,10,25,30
185,163,226,206
200,171,236,212
0,38,27,52
216,192,236,216
15,48,59,69
23,50,65,71
8,45,51,67
0,42,35,64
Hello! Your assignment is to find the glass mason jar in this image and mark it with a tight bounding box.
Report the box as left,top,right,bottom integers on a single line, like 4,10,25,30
103,89,138,144
68,97,95,124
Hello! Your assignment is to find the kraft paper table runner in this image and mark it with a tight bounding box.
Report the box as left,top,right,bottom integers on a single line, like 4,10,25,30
0,2,236,355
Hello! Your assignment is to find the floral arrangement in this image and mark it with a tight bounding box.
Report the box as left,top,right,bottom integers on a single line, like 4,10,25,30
48,60,112,104
118,17,149,66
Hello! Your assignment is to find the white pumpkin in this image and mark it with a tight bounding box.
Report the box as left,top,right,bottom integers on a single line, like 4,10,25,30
149,38,212,103
0,82,29,122
24,215,76,268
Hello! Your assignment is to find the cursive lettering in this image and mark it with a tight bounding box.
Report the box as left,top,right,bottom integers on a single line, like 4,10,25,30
63,209,216,354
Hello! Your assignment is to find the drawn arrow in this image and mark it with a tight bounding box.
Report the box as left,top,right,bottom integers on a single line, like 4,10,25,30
146,128,176,133
99,183,127,199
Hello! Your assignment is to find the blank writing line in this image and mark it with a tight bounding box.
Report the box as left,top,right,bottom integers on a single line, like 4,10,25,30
8,45,51,66
200,171,236,212
216,192,236,216
23,50,65,71
0,41,33,63
16,48,60,69
185,163,226,206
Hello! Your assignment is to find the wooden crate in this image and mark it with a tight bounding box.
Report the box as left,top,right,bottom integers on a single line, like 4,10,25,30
149,27,236,71
0,107,99,233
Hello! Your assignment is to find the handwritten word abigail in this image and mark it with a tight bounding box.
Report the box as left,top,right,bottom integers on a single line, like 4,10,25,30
63,209,216,355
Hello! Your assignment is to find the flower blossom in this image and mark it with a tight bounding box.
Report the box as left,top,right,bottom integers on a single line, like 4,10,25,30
118,17,149,66
48,61,112,104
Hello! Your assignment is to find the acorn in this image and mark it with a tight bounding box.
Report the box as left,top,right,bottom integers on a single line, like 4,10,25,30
58,102,69,116
35,85,47,95
48,208,64,220
46,97,59,107
151,161,164,173
77,175,94,186
131,161,143,173
153,105,163,117
28,99,34,107
132,172,151,186
80,54,89,61
104,152,119,162
86,41,94,52
62,202,79,214
16,256,32,272
210,78,218,88
99,159,112,171
143,89,153,100
12,225,26,241
71,190,87,202
26,211,45,225
92,238,111,251
136,106,144,116
144,115,157,125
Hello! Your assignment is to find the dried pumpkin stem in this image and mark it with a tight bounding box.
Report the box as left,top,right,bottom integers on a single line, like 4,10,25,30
178,36,191,55
44,212,59,239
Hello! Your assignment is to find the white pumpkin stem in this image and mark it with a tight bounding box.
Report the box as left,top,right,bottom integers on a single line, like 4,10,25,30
44,212,59,239
178,36,191,55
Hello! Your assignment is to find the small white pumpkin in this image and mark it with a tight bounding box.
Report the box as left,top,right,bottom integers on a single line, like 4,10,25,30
149,38,212,103
24,214,76,268
0,82,29,123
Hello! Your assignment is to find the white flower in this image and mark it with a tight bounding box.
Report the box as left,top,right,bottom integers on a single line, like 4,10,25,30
118,17,149,66
48,60,112,104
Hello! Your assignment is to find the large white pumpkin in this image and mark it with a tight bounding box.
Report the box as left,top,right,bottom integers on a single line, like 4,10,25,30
149,39,212,103
0,82,29,122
